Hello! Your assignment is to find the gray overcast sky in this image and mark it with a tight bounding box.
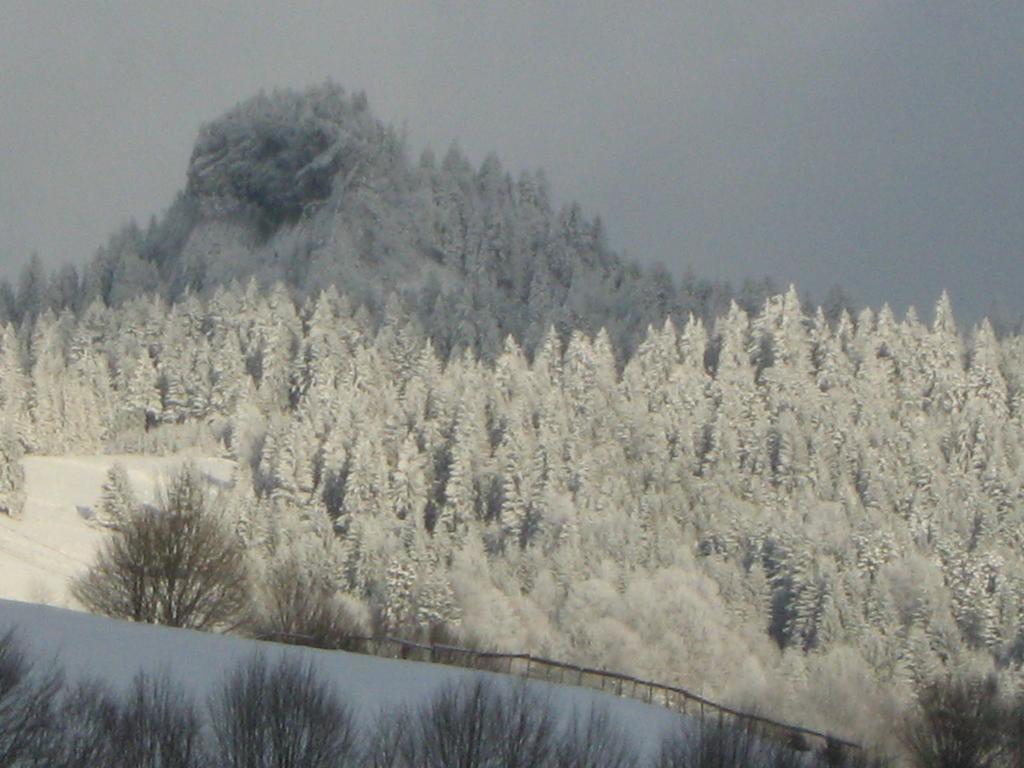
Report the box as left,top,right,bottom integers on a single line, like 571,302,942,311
1,2,1022,323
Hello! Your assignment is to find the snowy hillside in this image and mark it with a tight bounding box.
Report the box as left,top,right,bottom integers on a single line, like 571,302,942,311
0,455,234,605
0,598,681,757
0,85,1017,753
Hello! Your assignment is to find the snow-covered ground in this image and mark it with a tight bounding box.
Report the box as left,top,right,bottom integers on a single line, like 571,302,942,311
0,457,684,755
0,599,683,755
0,455,235,606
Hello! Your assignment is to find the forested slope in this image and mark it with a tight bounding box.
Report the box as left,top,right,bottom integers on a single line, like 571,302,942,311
0,83,1019,742
0,278,1021,739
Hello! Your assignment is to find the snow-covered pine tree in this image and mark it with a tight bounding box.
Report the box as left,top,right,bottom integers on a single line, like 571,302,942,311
119,353,162,435
28,310,69,453
96,463,137,529
0,428,25,518
0,324,30,447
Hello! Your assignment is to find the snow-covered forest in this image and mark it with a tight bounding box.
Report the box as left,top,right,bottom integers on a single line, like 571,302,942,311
1,274,1023,739
1,84,1022,742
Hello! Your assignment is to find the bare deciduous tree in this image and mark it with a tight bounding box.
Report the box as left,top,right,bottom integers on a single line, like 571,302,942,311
554,705,638,768
71,465,249,630
116,672,205,768
0,629,61,768
47,681,119,768
658,712,891,768
901,674,1006,768
250,554,365,650
399,679,556,768
210,653,358,768
362,708,407,768
657,716,767,768
47,673,204,768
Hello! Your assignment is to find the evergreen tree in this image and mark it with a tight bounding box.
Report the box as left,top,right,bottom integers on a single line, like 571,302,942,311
0,325,29,446
0,428,25,517
96,463,137,529
118,353,161,434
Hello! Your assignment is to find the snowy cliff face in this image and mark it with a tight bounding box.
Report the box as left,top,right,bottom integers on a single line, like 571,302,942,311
185,84,368,230
72,84,765,361
170,83,480,330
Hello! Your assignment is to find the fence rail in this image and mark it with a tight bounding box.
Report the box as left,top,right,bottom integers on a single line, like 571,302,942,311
262,631,862,755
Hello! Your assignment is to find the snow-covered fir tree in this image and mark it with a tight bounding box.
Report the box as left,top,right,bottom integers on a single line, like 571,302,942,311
96,463,137,529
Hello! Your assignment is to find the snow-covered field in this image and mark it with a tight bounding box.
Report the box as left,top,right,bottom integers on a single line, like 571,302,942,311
0,455,685,754
0,598,682,755
0,455,235,606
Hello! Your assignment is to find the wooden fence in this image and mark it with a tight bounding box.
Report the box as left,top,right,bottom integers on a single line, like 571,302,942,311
264,632,862,757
